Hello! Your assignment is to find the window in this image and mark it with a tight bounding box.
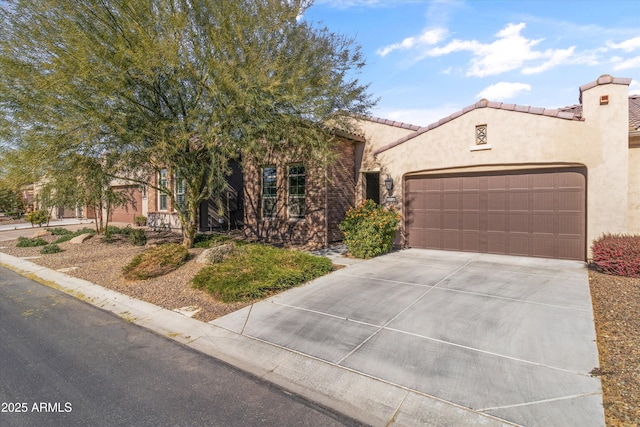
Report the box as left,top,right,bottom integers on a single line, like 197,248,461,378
261,166,277,219
476,124,487,145
288,164,305,219
158,169,168,211
175,175,185,210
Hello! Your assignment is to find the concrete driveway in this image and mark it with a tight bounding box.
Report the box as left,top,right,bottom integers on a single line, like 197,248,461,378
213,249,604,426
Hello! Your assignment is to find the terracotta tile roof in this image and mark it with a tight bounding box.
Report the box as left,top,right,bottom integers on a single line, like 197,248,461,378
357,114,423,131
373,100,584,155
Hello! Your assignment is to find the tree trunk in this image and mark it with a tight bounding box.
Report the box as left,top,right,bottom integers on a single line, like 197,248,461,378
182,198,199,249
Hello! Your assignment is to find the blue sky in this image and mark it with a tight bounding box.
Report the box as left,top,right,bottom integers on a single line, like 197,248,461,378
303,0,640,126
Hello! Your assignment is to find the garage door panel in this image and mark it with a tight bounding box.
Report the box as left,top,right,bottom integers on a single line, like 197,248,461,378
533,237,555,258
442,231,461,250
463,213,479,231
533,192,554,211
443,194,459,209
532,213,555,234
110,186,142,223
462,232,480,252
488,192,506,210
509,192,529,210
558,214,584,236
405,169,585,260
559,192,583,211
487,213,507,232
443,213,460,230
487,233,507,254
462,193,479,210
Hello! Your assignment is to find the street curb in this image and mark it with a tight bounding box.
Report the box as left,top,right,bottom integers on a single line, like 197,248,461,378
0,252,516,427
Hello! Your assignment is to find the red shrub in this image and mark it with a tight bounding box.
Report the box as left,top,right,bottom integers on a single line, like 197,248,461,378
591,234,640,278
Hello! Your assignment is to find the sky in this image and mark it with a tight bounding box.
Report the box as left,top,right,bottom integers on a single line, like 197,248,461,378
303,0,640,126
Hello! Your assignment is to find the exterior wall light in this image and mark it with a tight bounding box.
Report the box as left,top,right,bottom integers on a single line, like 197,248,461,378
384,175,394,196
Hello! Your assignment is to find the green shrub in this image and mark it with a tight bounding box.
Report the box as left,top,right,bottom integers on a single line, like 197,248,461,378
129,229,147,246
591,234,640,278
25,210,49,226
134,215,147,226
122,243,189,280
16,236,48,247
48,227,73,236
339,199,400,259
40,244,62,254
193,233,231,248
192,244,333,302
105,225,122,236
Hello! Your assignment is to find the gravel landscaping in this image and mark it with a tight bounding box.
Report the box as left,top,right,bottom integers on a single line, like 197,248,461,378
0,230,252,322
1,228,638,425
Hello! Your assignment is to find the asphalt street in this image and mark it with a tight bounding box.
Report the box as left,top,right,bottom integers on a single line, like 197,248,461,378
0,267,361,427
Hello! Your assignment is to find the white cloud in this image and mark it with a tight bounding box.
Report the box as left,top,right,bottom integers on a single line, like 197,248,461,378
522,47,575,74
630,80,640,96
379,104,462,126
476,82,531,101
384,22,577,77
608,36,640,52
377,28,447,57
612,55,640,71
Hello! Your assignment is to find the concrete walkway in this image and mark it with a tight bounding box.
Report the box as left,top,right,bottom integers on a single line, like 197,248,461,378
0,247,604,426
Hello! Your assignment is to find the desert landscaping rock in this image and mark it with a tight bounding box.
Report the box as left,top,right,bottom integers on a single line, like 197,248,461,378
70,233,93,244
0,230,251,322
32,229,49,238
196,242,235,264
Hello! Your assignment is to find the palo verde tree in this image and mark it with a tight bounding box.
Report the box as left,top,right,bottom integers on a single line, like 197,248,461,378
0,0,376,247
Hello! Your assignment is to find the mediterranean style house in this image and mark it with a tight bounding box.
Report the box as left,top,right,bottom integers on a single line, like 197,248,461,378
133,75,639,261
355,74,639,261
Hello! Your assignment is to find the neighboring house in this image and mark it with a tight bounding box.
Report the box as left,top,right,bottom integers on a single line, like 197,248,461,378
353,74,640,261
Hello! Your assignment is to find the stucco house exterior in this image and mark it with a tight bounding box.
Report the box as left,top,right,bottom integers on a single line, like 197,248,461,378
113,74,638,261
354,74,639,261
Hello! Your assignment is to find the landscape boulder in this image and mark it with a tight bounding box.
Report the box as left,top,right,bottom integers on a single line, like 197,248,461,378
196,242,235,264
70,233,93,244
32,229,49,238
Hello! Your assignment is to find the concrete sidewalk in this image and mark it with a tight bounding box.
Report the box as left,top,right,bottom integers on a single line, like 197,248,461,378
0,218,95,232
0,248,604,426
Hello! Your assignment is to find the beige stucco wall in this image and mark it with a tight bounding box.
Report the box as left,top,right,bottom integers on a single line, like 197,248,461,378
353,120,417,204
629,146,640,233
359,78,631,258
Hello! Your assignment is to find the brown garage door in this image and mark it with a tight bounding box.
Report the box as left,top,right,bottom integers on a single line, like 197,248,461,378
110,186,142,224
404,168,586,260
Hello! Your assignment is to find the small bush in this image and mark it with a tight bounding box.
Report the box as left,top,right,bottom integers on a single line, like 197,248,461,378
40,244,62,254
25,210,49,226
193,233,231,248
105,225,122,236
339,199,400,259
192,244,333,302
591,234,640,278
16,236,48,247
134,215,147,226
122,243,189,280
129,229,147,246
48,227,73,236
